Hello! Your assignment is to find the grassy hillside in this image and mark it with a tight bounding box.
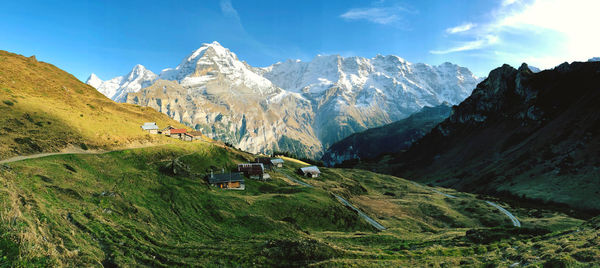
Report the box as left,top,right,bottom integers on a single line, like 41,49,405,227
0,52,597,266
0,51,187,160
0,142,594,267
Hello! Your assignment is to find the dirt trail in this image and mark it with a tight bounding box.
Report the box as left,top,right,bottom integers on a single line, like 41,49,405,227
0,144,164,164
486,201,522,227
333,194,386,231
410,181,521,227
277,170,386,231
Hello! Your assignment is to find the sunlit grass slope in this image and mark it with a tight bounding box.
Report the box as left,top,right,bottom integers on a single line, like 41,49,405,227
0,51,186,159
0,51,596,267
0,142,593,267
0,143,374,266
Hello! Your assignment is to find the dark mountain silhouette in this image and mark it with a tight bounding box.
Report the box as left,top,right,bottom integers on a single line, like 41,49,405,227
377,61,600,211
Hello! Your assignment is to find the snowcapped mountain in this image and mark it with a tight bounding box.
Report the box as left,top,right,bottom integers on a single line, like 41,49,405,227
86,41,479,157
258,54,479,146
158,41,280,96
260,55,475,104
86,64,157,102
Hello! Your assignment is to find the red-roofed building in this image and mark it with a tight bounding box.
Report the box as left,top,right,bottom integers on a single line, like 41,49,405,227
167,128,187,139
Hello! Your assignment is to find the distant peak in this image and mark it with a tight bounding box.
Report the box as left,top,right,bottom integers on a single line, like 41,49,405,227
186,41,234,62
86,73,103,88
87,73,100,80
386,54,406,62
133,64,146,70
372,54,406,64
131,64,148,73
196,41,227,52
206,41,223,47
127,64,155,78
518,63,531,72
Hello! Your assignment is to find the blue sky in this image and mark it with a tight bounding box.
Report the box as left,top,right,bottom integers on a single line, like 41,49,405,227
1,0,598,81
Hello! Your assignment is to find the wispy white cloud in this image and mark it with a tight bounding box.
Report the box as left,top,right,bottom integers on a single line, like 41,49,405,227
340,7,400,24
501,0,519,6
445,23,476,34
220,0,240,22
340,4,414,26
217,0,280,59
431,35,498,54
432,0,600,69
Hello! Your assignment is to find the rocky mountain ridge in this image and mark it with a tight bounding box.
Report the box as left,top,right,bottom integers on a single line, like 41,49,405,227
376,61,600,210
87,41,479,157
87,64,157,102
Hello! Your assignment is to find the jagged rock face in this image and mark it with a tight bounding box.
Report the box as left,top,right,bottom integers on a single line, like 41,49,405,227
88,41,479,157
127,79,321,157
321,103,452,167
383,61,600,210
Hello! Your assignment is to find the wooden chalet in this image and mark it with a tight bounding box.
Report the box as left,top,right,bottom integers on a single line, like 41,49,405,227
238,163,270,180
299,166,321,178
255,157,284,169
182,130,203,141
270,158,284,168
159,126,175,134
141,122,159,134
168,128,187,139
206,172,245,190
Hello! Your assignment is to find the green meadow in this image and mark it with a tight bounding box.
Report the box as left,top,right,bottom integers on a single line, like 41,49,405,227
0,142,596,267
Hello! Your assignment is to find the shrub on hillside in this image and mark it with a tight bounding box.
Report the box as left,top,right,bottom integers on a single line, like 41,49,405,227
465,226,551,244
258,238,338,266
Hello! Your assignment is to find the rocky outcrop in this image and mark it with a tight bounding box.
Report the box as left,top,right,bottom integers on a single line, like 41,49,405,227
381,61,600,211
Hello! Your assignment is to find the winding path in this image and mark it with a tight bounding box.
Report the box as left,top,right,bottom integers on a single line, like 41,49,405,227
333,194,387,231
277,170,386,231
411,181,521,227
0,144,164,164
485,201,522,227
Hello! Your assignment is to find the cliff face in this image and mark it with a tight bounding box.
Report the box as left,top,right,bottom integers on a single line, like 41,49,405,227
382,61,600,210
127,79,321,157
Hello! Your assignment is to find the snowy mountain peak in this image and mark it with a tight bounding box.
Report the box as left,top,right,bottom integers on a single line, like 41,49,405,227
588,57,600,62
89,41,480,157
86,73,103,88
86,65,157,102
126,64,152,80
185,41,235,64
157,42,278,95
132,64,147,72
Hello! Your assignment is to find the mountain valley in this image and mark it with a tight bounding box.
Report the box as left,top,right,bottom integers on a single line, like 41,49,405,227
0,48,598,267
322,103,453,166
